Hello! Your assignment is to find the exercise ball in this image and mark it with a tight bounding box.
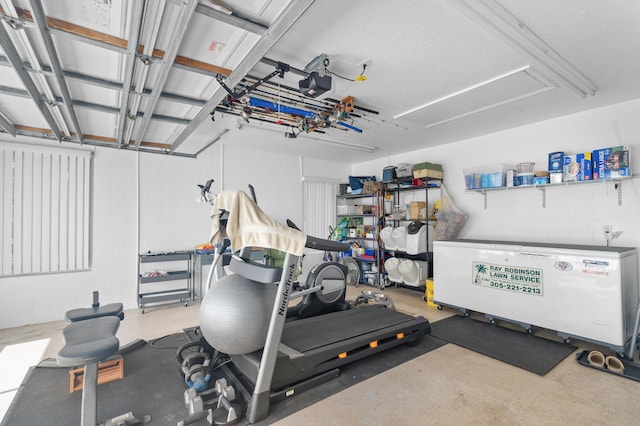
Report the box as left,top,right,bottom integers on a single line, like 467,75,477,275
199,274,277,355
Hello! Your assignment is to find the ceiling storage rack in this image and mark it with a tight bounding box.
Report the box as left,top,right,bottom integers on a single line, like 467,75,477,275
468,177,632,209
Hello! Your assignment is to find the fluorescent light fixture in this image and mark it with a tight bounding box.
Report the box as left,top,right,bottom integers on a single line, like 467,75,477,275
396,66,556,126
395,65,534,119
449,0,596,98
236,120,375,153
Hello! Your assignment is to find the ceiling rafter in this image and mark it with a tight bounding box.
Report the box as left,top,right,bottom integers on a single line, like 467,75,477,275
194,2,268,35
1,5,233,77
29,0,84,144
0,107,16,136
0,75,191,125
10,124,196,156
131,0,198,148
0,15,62,141
0,55,206,107
117,0,145,148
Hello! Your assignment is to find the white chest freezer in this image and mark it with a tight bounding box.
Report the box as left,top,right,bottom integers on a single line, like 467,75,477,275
434,239,639,351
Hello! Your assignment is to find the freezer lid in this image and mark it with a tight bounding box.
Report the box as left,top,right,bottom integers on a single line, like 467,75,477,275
434,239,637,257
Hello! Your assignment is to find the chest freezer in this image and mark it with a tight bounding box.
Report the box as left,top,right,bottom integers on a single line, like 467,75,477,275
434,239,639,352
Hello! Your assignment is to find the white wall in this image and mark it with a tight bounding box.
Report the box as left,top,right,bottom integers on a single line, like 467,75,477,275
0,138,349,328
7,99,636,328
0,147,138,328
352,98,640,249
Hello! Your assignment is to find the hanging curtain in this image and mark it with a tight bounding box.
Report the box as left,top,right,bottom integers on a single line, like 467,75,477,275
302,177,339,240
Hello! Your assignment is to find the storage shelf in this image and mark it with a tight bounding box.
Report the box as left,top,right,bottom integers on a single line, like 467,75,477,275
467,176,632,209
337,193,376,199
385,180,441,283
352,257,377,263
137,251,193,313
139,270,190,284
386,183,441,192
139,252,191,263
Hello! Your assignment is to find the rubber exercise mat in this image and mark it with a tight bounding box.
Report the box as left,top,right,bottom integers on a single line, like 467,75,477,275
3,329,446,426
2,333,192,426
430,315,576,376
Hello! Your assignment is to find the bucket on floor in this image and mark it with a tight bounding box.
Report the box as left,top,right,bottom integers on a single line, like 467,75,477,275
425,279,436,307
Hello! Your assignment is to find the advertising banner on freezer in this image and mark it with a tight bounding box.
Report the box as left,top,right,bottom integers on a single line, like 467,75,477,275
472,261,543,296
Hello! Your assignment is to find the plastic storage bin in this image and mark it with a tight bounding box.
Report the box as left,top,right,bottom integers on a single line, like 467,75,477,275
380,226,395,250
384,257,403,283
463,164,515,189
398,259,429,287
391,227,407,252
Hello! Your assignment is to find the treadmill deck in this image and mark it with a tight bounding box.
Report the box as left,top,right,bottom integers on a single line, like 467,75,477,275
282,305,424,352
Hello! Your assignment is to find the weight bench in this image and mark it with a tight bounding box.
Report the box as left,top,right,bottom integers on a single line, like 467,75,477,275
65,291,124,323
57,316,150,426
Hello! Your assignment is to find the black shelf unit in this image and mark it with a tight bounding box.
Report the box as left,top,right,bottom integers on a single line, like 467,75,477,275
384,180,442,288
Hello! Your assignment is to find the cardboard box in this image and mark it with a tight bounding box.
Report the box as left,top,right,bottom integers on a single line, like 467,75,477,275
409,201,426,220
592,146,630,179
354,205,373,215
548,152,564,173
413,162,443,179
563,153,592,181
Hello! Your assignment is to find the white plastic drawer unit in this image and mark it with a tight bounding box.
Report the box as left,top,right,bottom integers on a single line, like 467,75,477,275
434,239,639,351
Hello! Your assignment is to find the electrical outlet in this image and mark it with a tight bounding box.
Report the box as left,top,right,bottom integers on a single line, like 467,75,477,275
603,225,613,236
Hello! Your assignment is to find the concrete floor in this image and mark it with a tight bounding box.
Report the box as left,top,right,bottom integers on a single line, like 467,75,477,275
1,285,639,425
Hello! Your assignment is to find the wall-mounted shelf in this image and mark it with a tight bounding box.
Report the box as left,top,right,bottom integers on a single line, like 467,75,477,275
467,177,632,209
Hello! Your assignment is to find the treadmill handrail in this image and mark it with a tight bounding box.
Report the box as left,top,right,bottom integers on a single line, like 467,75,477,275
306,235,349,252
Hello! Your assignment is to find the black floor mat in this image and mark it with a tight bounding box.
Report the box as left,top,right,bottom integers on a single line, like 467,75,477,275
2,332,193,426
2,330,446,426
257,334,447,425
430,315,576,376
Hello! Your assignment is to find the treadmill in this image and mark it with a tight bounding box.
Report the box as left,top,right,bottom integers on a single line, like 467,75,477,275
222,236,431,423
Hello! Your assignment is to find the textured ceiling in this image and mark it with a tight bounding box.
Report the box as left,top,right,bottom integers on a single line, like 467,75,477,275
0,0,639,163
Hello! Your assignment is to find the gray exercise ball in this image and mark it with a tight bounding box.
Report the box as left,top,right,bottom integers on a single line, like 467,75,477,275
199,273,277,355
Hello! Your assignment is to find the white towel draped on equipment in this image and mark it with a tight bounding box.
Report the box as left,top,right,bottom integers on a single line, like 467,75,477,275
210,190,306,256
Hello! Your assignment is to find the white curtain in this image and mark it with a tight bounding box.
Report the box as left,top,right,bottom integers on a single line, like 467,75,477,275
302,177,338,240
1,143,92,276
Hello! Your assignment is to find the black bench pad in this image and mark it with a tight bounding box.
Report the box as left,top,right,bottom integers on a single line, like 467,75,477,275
65,303,124,322
57,316,120,367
